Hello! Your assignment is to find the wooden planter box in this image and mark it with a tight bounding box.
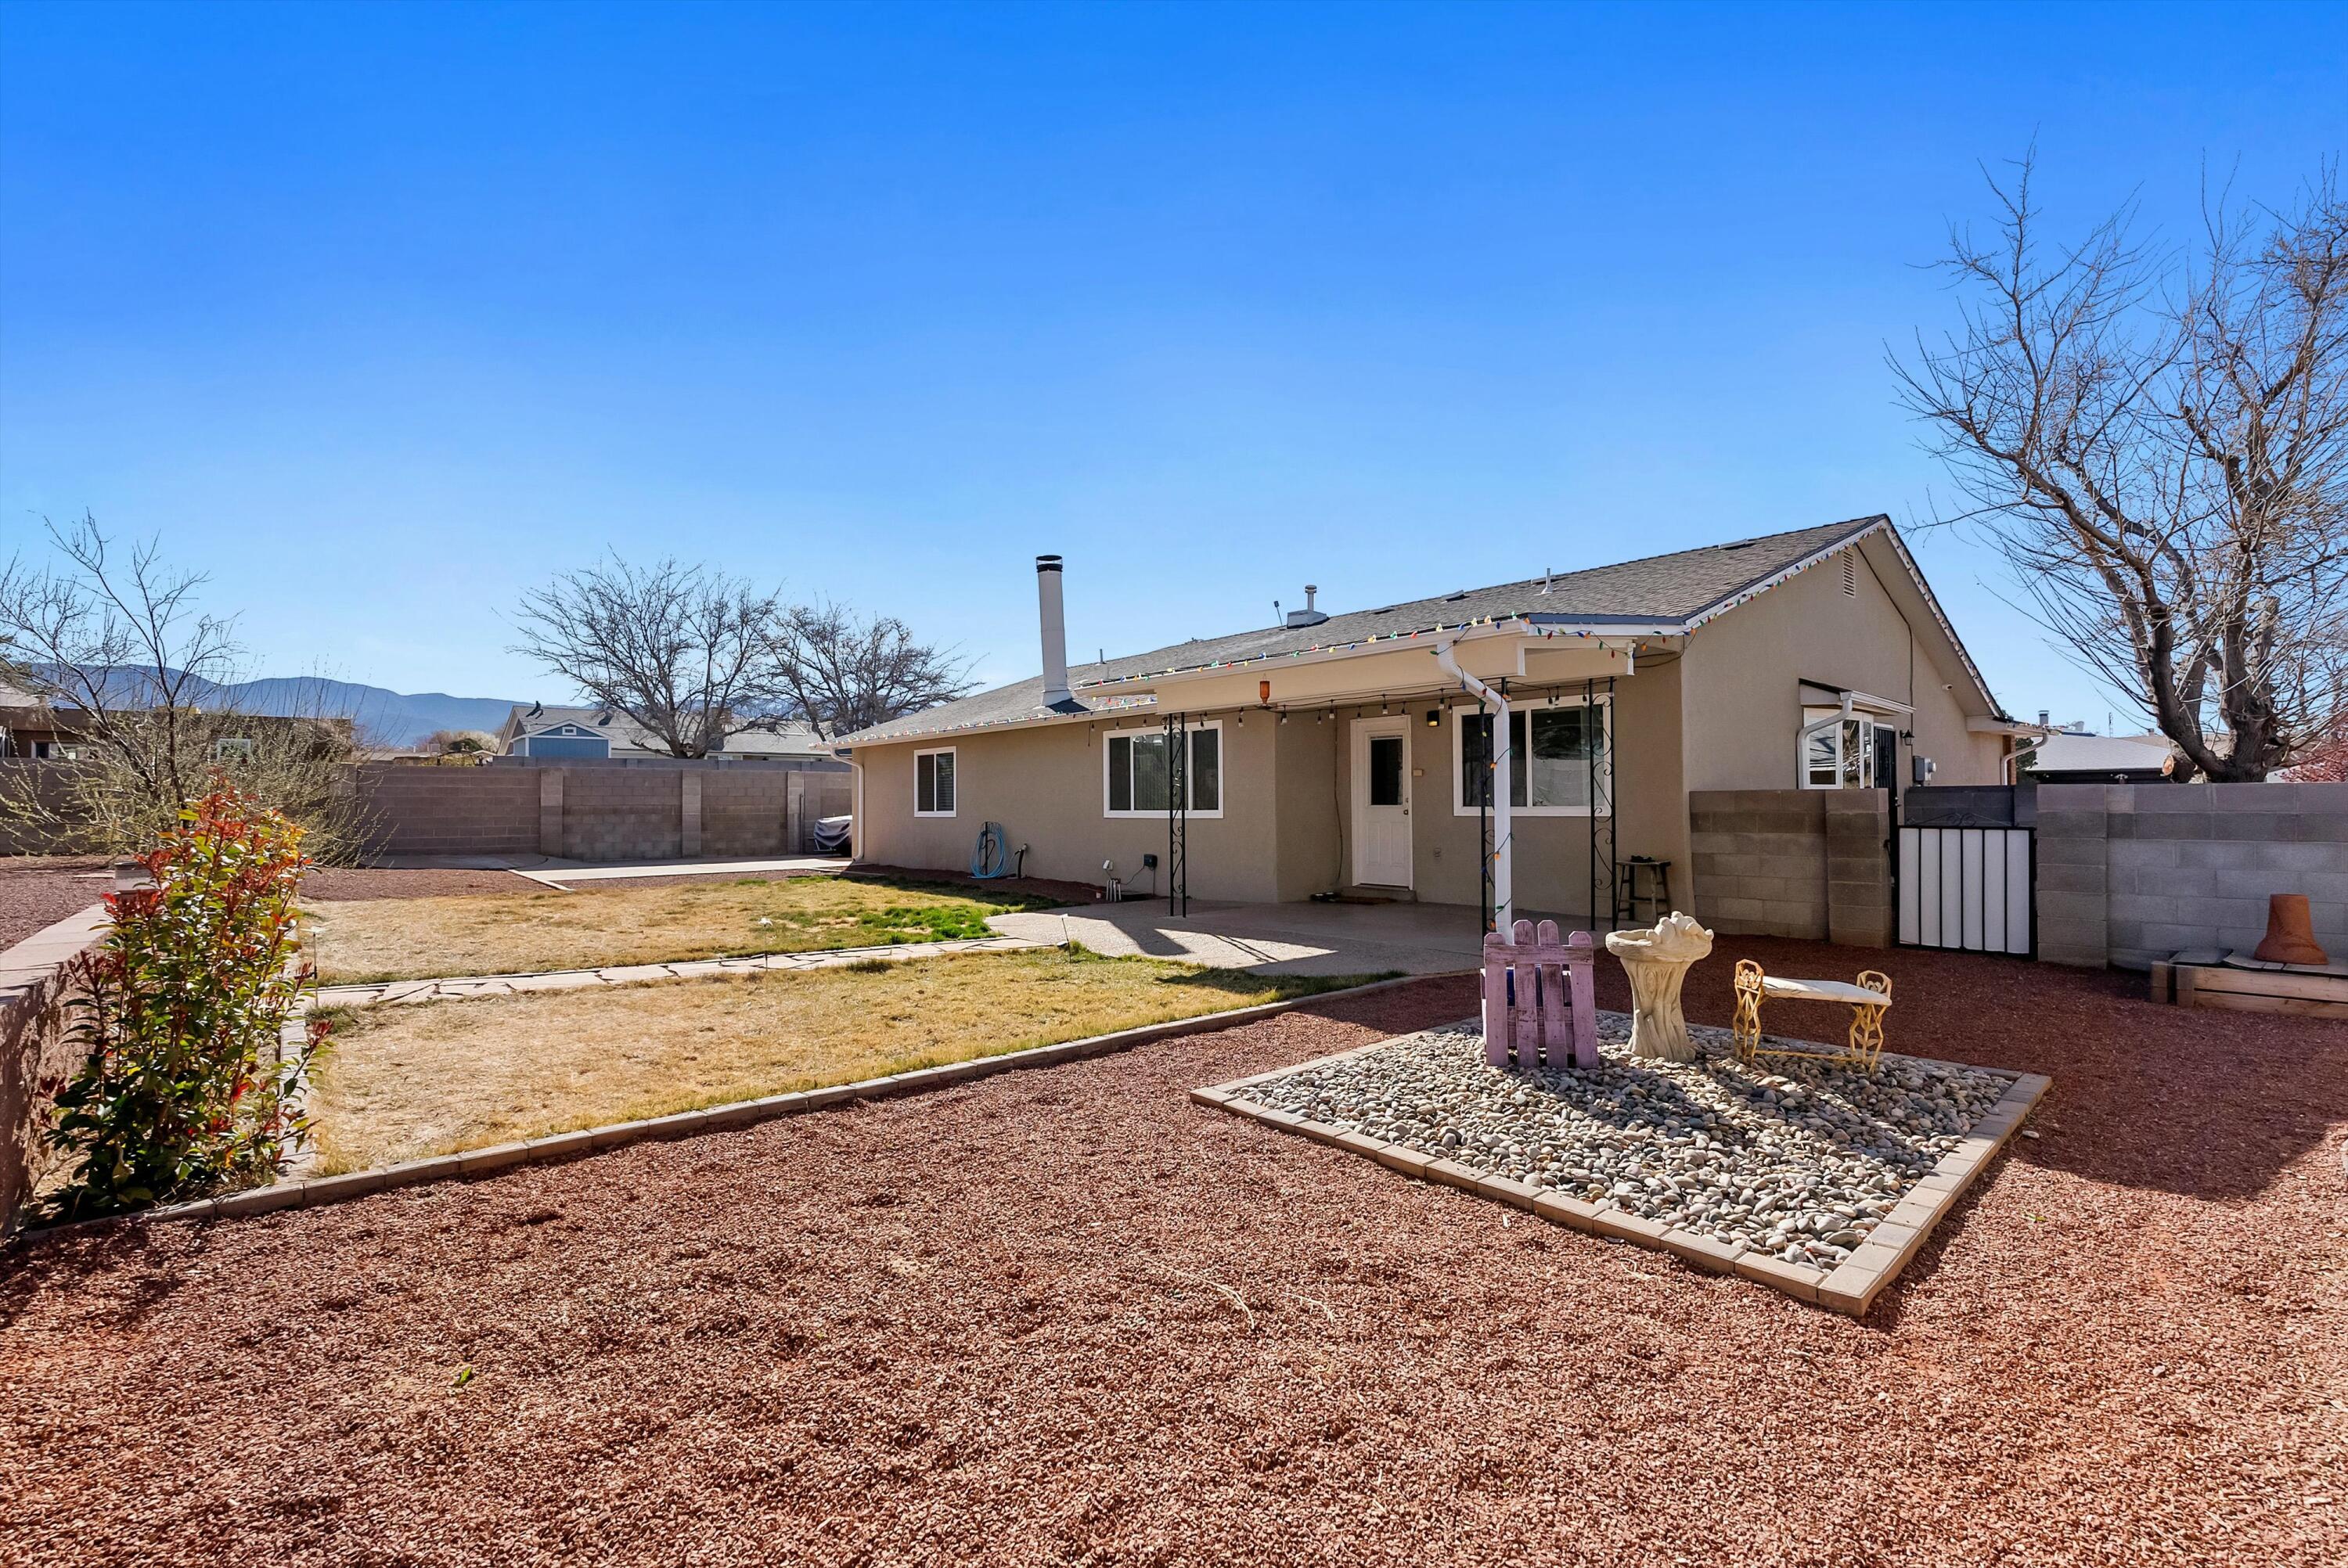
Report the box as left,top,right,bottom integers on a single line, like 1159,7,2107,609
2150,950,2348,1020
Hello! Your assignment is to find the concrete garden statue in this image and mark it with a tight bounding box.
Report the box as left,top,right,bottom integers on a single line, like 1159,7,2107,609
1604,912,1714,1062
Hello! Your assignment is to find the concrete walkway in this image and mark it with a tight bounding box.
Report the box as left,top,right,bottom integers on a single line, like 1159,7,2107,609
367,853,851,886
312,932,1043,1009
514,855,851,888
987,899,1500,977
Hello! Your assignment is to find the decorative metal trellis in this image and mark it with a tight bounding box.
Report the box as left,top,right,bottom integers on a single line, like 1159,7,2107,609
1164,710,1188,916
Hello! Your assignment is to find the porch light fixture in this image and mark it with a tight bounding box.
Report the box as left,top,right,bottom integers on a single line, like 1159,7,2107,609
1425,709,1440,727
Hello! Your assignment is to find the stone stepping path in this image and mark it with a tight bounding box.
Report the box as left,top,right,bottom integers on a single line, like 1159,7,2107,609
312,933,1045,1009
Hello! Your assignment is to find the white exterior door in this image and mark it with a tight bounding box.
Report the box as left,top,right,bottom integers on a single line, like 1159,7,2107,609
1352,717,1413,888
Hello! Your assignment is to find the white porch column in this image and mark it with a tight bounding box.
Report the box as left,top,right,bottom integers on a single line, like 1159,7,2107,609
1432,642,1512,939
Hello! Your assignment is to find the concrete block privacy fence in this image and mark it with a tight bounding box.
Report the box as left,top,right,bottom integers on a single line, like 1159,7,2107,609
2035,781,2348,969
355,758,853,861
1688,789,1892,946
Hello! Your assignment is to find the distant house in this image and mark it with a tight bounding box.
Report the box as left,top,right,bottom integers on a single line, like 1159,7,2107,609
2021,729,2177,784
495,703,847,770
0,678,85,758
0,676,353,761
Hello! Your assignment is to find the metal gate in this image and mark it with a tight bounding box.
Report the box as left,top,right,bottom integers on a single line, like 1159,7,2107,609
1896,825,2033,955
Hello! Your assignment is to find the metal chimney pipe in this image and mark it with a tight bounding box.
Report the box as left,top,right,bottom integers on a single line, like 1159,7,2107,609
1036,556,1071,707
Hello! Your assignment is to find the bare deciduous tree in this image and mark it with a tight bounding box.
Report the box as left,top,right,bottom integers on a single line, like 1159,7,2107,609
0,516,370,859
507,557,798,757
771,599,974,739
1895,157,2348,780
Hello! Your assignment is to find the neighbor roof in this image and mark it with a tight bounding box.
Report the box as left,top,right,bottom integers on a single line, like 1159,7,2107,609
502,704,834,759
844,516,1952,746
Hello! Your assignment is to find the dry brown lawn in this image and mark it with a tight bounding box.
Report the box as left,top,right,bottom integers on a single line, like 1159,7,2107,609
308,948,1374,1171
299,874,1062,984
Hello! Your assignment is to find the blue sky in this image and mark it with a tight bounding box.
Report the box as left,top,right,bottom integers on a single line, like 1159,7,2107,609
2,1,2342,726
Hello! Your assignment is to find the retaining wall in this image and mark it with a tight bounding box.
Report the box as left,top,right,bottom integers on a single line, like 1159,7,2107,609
1687,789,1892,945
0,905,107,1233
2035,781,2348,969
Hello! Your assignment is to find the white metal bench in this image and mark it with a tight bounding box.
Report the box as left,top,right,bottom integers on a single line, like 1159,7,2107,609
1731,960,1892,1071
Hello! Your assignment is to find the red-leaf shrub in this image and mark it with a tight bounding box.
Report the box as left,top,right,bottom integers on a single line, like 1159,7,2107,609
45,784,328,1220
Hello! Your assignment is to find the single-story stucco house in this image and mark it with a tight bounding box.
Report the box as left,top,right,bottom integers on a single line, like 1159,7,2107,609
497,703,846,770
834,516,2027,926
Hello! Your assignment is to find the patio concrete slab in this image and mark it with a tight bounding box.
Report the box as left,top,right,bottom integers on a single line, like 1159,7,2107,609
987,899,1501,976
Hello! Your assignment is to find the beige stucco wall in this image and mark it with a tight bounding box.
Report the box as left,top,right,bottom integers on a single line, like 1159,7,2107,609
1678,537,2005,794
853,714,1292,902
851,537,2001,914
1316,656,1687,920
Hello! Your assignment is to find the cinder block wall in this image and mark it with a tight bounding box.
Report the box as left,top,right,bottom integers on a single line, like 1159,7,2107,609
2036,782,2348,969
560,767,682,861
1687,789,1892,945
355,759,850,861
355,764,538,857
1824,792,1893,948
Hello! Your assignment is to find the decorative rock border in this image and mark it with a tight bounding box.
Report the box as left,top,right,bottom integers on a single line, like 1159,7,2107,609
1191,1025,2051,1317
311,933,1048,1009
17,972,1457,1245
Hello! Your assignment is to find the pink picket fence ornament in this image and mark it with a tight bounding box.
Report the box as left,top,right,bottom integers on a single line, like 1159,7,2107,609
1481,919,1597,1071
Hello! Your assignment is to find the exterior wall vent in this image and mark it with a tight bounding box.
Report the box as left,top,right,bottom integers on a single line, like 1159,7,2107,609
1841,556,1858,597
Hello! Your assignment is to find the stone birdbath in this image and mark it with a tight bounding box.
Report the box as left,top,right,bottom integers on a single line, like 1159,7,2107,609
1604,912,1715,1063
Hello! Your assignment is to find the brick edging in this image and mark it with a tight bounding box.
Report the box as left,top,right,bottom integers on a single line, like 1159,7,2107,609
16,970,1465,1246
1191,1031,2051,1318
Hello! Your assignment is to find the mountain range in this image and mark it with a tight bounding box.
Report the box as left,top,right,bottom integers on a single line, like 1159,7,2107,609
13,669,524,748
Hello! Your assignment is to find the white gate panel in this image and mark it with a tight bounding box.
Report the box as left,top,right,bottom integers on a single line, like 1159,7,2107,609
1899,825,2032,955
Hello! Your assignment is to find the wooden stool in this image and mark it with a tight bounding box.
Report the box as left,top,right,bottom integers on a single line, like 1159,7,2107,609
1616,858,1673,926
1731,960,1892,1071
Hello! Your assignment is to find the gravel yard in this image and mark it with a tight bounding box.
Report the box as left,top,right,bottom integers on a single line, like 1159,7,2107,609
1237,1017,2016,1269
3,937,2343,1567
0,858,110,949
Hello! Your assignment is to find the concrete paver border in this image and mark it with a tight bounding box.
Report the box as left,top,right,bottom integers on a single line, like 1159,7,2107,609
1190,1027,2051,1317
17,971,1469,1246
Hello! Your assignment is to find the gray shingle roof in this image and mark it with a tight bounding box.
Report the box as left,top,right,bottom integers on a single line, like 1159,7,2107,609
840,516,1888,745
504,704,834,758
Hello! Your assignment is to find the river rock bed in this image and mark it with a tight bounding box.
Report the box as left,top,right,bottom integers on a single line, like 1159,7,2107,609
1236,1013,2016,1270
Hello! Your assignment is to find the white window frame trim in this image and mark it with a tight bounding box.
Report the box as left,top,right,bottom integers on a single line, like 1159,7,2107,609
1798,701,1900,791
1450,699,1613,818
1101,720,1226,819
913,746,958,818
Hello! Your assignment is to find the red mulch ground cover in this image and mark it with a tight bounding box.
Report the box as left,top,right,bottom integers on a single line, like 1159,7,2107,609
0,858,110,950
2,940,2342,1567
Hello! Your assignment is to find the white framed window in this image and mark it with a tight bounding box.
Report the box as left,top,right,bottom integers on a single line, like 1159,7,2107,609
1103,721,1222,818
914,747,956,816
1452,700,1612,817
1799,707,1898,789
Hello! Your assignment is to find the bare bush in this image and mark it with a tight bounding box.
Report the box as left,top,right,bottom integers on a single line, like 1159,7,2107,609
0,516,372,861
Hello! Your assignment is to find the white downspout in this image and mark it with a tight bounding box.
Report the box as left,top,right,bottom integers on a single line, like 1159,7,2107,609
1433,640,1511,940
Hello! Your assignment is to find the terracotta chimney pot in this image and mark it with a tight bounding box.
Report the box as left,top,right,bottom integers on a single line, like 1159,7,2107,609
2253,894,2328,967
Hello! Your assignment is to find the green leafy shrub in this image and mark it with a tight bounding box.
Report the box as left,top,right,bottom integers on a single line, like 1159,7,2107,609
45,785,328,1220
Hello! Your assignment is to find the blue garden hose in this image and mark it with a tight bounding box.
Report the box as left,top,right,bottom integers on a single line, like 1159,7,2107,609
971,821,1013,879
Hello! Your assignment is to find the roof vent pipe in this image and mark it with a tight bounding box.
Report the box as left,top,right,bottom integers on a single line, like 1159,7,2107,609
1285,584,1330,629
1036,556,1072,707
